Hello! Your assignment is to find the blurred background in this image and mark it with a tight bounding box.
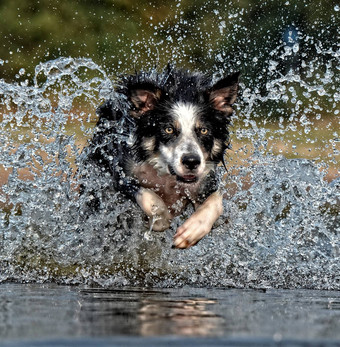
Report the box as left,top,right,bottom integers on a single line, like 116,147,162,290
0,0,338,83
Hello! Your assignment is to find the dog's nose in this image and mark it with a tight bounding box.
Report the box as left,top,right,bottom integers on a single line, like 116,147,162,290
181,154,201,170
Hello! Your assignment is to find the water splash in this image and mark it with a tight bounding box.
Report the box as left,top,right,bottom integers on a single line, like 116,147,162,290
0,4,339,290
0,55,338,290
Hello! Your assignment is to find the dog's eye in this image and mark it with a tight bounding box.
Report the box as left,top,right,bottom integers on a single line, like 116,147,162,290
165,126,174,134
200,128,208,135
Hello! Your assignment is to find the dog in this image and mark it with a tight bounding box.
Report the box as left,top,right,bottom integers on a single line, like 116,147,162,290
82,66,239,249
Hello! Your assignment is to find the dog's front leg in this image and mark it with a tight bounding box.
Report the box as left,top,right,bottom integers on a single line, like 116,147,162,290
173,191,223,249
136,187,172,231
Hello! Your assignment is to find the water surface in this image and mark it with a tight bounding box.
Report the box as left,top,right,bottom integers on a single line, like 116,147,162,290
0,283,339,346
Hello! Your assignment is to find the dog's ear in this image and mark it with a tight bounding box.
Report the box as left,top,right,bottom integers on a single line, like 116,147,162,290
209,72,240,115
129,87,162,117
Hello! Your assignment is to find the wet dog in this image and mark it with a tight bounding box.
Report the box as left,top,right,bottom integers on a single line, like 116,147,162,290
83,66,239,248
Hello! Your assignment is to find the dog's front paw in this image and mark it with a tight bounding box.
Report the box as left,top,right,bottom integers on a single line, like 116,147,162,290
173,191,223,249
150,213,171,231
149,202,171,231
136,188,171,231
173,213,214,249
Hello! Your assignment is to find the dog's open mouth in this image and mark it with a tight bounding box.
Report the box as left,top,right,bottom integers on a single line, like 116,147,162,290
169,166,198,183
177,174,198,183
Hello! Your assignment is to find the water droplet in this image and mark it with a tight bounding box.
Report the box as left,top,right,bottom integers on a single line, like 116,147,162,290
292,43,299,53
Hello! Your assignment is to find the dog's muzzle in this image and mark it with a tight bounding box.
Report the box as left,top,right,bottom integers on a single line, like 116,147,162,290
168,154,200,184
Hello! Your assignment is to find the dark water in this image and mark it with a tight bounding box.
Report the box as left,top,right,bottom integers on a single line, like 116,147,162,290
0,283,339,346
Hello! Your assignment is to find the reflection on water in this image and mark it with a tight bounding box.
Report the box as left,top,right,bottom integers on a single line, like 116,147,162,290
78,288,223,337
0,283,339,343
138,297,222,336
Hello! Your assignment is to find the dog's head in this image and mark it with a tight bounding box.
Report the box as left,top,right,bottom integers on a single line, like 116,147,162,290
124,69,239,184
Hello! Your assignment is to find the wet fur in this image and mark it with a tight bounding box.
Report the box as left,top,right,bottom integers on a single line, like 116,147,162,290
83,66,239,248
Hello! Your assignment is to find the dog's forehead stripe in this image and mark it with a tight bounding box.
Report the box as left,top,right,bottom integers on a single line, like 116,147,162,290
172,102,199,133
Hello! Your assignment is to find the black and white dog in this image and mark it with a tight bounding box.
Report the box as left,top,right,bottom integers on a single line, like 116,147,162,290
83,66,239,248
